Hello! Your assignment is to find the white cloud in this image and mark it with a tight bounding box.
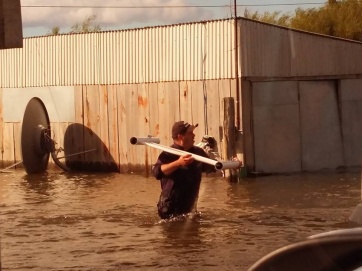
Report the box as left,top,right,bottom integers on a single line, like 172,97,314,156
21,0,216,33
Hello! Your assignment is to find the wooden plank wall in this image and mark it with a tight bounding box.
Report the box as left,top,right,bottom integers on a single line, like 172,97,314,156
99,85,110,166
124,84,141,172
83,85,101,166
49,122,70,169
13,123,21,166
138,84,151,175
117,84,128,172
107,85,120,170
2,123,15,167
1,79,236,173
63,85,84,169
148,83,160,166
190,81,206,137
0,88,3,167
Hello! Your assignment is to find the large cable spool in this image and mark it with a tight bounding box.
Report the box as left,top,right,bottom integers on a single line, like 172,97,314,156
21,97,51,174
21,97,69,174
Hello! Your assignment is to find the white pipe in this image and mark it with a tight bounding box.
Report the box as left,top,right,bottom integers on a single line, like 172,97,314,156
130,137,240,170
130,137,161,145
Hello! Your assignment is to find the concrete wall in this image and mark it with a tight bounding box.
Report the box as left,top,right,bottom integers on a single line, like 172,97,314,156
250,79,362,173
340,79,362,167
2,87,75,122
299,81,344,171
252,81,301,173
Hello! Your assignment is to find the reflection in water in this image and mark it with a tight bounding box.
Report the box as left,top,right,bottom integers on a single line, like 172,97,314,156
0,170,360,270
21,172,57,197
159,214,203,247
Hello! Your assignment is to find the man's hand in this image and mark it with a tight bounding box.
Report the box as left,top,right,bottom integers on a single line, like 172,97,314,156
232,156,243,168
177,154,195,167
161,154,194,175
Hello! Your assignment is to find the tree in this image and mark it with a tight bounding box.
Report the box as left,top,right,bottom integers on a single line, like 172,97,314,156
70,15,102,34
47,14,102,35
290,0,362,41
243,9,291,27
47,26,61,36
243,0,362,42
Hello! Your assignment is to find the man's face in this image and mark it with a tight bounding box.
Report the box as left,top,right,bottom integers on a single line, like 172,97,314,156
180,130,195,150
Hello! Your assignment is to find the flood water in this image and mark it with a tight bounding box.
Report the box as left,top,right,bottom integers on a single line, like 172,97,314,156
0,170,361,270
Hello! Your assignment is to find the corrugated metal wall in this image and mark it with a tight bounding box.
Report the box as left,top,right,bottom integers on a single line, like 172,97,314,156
0,20,235,88
2,17,362,88
241,19,362,78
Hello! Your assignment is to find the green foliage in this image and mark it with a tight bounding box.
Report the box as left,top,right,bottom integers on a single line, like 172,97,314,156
243,0,362,42
70,15,102,34
47,26,61,36
47,15,102,35
243,8,291,27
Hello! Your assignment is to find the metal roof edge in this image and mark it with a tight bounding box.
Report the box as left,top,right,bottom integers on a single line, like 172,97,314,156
239,16,362,45
23,17,235,39
23,15,362,45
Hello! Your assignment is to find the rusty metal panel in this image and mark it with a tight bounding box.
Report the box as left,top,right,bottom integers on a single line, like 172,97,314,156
241,18,362,77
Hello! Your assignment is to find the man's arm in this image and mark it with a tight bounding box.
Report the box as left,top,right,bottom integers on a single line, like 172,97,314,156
152,154,195,178
161,154,194,175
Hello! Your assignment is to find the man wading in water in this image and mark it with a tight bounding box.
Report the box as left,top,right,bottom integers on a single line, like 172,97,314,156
152,121,219,219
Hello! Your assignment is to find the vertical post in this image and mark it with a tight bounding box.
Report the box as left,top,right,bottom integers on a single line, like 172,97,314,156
233,0,240,130
0,0,23,49
223,97,238,181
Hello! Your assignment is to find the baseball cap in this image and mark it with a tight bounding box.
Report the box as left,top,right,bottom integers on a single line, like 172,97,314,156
172,121,198,138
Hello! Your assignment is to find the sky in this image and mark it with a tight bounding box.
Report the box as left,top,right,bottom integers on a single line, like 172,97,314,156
20,0,325,37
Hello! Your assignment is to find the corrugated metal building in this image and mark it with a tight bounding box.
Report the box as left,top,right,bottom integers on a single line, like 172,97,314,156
1,17,362,174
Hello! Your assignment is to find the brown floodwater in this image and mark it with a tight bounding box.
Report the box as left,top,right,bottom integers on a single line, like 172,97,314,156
0,170,361,270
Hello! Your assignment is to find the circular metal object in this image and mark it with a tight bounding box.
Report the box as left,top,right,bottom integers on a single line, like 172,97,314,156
21,98,50,174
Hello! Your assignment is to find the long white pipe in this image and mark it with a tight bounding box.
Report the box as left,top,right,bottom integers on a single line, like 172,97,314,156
130,137,240,170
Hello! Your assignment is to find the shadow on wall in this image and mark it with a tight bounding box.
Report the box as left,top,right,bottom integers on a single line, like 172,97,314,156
63,123,119,173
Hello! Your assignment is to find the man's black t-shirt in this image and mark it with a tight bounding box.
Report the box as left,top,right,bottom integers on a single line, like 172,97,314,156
152,144,216,219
